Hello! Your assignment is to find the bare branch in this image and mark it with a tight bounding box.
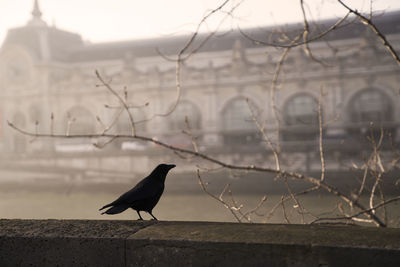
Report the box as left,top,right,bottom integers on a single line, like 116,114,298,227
239,195,268,222
300,0,331,66
247,98,280,171
95,70,136,136
155,0,243,118
239,12,350,49
312,196,400,224
283,174,306,223
270,34,302,153
337,0,400,65
197,169,242,222
318,89,325,182
7,119,387,227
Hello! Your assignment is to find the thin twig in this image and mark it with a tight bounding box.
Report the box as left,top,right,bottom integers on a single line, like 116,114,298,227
337,0,400,65
239,195,268,222
95,70,136,136
300,0,331,66
7,122,387,226
281,195,290,223
270,34,302,153
197,169,242,222
239,12,350,48
318,89,325,182
312,196,400,224
247,98,280,170
283,174,306,224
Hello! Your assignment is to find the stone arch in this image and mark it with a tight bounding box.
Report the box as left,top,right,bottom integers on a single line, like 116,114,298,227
219,92,262,115
64,106,95,135
346,88,395,138
168,100,202,132
220,96,260,145
12,112,27,153
347,88,393,123
28,104,42,125
116,108,147,135
281,92,320,141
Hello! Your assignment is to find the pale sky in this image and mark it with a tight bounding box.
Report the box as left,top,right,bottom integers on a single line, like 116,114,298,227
0,0,399,44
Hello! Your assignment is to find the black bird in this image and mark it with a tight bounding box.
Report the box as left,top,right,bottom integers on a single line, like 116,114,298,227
99,163,175,220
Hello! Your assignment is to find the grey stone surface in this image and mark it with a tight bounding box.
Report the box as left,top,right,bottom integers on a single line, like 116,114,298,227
128,221,400,248
1,219,400,266
127,221,400,267
0,219,154,267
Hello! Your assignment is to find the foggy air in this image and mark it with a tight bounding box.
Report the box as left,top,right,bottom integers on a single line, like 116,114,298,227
0,0,399,226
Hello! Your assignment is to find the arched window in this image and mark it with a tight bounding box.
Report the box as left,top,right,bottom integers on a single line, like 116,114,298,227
116,109,147,135
285,94,318,125
221,97,259,145
347,89,394,138
29,105,42,125
113,109,148,150
12,112,27,153
283,93,319,141
349,89,392,123
169,101,201,132
154,102,201,149
28,105,42,133
64,106,95,135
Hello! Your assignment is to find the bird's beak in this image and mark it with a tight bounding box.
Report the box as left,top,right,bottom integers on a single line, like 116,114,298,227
169,164,176,169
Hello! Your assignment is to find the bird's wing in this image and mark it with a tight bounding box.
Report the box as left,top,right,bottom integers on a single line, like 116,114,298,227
112,177,163,205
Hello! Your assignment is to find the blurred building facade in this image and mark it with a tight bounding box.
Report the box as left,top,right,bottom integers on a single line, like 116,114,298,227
0,1,400,174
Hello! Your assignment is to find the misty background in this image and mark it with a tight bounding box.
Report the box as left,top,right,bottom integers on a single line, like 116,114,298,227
0,0,400,224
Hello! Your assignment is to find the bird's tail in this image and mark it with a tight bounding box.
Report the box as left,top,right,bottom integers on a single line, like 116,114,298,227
100,204,130,215
99,203,112,211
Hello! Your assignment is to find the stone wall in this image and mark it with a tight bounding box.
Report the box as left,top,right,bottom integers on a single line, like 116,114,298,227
0,219,400,266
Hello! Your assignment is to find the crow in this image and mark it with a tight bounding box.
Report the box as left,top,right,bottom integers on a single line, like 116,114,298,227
99,163,175,220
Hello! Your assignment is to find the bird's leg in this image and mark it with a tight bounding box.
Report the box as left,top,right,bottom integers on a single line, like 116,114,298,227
148,211,158,221
137,211,143,220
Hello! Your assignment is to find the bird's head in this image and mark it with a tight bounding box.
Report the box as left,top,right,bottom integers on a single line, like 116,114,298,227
158,163,176,171
151,164,176,180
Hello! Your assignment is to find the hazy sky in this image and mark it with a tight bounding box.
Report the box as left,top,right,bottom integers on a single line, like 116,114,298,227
0,0,399,44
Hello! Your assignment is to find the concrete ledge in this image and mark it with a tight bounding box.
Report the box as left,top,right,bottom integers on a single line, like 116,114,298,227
1,219,400,266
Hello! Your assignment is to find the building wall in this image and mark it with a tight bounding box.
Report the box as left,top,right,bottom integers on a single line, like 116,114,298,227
0,11,399,172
